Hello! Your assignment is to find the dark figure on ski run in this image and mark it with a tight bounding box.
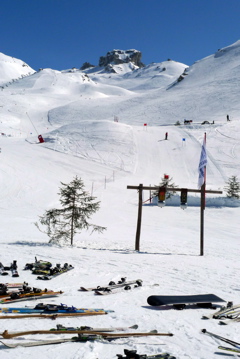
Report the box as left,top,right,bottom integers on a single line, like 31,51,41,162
227,114,230,121
165,132,168,140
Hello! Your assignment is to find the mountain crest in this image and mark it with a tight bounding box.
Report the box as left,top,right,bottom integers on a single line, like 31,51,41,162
99,49,145,68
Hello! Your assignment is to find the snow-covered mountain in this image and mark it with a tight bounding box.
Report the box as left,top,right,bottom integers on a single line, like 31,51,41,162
0,42,239,359
1,41,240,131
0,52,35,86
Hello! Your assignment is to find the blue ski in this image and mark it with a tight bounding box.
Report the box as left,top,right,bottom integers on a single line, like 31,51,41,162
0,303,113,314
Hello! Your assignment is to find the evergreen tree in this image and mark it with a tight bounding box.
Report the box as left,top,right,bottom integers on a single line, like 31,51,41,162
35,176,106,245
224,175,240,199
153,174,178,199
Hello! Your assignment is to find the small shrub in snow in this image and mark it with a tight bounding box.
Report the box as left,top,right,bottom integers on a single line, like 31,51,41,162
35,176,106,245
224,175,240,199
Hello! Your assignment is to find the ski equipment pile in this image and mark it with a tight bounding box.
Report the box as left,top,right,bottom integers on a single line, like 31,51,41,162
24,257,52,272
0,331,173,346
201,329,240,353
0,284,53,299
0,303,113,314
202,301,240,323
37,263,74,280
0,261,19,277
50,324,138,332
212,301,240,319
0,328,159,339
95,280,143,295
24,257,73,280
80,277,143,294
0,290,63,304
116,349,176,359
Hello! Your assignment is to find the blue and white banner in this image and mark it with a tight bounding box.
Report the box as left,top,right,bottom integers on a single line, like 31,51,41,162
198,136,207,188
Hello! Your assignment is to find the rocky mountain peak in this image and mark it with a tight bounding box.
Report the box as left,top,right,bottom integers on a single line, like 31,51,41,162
99,49,145,68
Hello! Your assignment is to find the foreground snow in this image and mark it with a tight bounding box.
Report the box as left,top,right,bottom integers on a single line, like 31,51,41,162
0,123,239,359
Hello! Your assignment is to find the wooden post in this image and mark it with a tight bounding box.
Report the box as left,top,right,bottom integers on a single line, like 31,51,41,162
127,184,222,253
135,184,143,251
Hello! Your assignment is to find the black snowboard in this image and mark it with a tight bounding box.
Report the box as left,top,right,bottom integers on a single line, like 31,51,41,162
147,294,225,309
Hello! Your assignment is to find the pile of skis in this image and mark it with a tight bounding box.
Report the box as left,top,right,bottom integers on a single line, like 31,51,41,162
202,329,240,354
80,277,143,295
0,303,113,317
116,349,176,359
0,303,114,319
0,261,19,277
0,284,63,304
0,283,28,298
0,326,173,348
24,257,73,280
202,301,240,324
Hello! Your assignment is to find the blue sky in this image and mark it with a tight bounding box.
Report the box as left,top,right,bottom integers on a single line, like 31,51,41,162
1,0,240,71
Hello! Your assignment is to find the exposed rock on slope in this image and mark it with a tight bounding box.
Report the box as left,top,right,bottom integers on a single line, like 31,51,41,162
99,49,145,68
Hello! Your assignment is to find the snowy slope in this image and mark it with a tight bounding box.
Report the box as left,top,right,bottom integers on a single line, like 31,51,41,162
0,42,239,359
0,52,35,86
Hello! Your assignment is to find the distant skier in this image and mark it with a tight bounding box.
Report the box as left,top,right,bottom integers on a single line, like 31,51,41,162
165,132,168,140
227,114,230,121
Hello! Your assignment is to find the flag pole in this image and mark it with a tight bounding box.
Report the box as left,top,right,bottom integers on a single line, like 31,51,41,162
200,132,206,255
200,183,205,255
